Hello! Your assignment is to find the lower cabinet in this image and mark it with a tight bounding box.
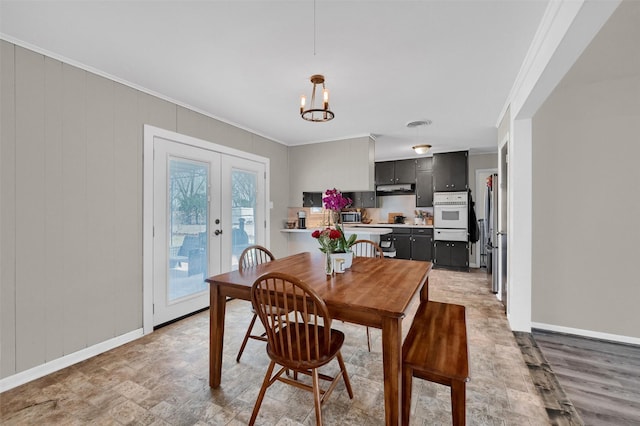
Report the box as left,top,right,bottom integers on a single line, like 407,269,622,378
390,228,411,260
383,228,433,261
433,241,468,269
411,234,433,261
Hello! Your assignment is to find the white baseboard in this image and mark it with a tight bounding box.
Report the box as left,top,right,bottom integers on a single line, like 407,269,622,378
0,328,144,393
532,322,640,346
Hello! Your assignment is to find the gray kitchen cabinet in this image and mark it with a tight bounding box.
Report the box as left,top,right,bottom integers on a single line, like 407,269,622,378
433,151,468,192
394,159,416,184
433,240,468,269
383,227,433,261
410,228,433,261
415,157,433,172
302,191,322,207
375,159,416,185
391,229,411,259
416,170,433,207
375,161,395,185
350,191,376,208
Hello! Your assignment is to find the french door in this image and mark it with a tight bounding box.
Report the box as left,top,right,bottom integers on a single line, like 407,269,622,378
146,128,267,328
152,139,220,326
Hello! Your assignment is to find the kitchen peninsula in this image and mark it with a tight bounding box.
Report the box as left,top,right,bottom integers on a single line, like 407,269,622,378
281,226,393,255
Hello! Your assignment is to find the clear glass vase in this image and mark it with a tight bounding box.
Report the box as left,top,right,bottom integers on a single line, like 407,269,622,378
325,253,334,275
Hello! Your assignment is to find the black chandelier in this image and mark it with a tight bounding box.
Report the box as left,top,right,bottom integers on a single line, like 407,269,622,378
300,74,334,122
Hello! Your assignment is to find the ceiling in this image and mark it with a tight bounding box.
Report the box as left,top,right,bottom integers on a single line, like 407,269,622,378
0,0,549,160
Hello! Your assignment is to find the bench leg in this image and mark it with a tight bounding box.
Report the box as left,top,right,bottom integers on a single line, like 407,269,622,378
451,379,466,426
401,366,413,426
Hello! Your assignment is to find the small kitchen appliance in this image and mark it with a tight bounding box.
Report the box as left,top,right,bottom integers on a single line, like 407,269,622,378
297,210,306,229
340,211,361,223
394,215,406,224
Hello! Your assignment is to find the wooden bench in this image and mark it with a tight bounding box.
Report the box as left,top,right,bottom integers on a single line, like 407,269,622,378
402,301,469,426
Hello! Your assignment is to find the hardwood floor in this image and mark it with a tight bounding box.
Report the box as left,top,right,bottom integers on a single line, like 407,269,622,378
533,329,640,426
515,332,583,426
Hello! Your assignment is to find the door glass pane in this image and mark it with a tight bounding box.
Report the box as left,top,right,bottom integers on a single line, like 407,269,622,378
231,169,257,270
168,158,208,302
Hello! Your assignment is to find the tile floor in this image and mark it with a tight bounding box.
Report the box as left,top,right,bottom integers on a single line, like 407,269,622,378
0,268,550,425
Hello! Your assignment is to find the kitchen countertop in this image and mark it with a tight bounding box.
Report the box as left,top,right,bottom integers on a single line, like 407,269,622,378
344,223,434,229
281,226,394,235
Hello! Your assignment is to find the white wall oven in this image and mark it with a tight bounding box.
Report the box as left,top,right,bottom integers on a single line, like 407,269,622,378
434,191,468,241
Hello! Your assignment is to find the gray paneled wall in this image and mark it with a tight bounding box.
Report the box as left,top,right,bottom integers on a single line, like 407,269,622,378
531,1,640,340
288,136,375,206
2,41,18,376
0,41,289,379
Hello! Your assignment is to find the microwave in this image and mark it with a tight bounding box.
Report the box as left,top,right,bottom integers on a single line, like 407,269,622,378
340,211,361,223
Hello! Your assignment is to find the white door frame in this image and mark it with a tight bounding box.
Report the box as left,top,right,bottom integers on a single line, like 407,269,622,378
143,125,270,334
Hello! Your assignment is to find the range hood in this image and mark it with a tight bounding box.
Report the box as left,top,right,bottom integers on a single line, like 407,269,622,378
376,183,415,195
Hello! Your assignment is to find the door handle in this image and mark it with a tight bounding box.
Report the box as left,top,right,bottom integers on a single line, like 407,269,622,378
214,229,223,236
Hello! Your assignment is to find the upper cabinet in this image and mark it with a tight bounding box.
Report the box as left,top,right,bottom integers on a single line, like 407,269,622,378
375,159,416,185
433,151,468,192
302,191,323,207
415,161,433,207
349,191,376,208
415,157,433,172
375,161,395,184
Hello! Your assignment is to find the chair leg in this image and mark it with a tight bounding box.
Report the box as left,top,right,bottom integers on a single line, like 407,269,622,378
451,380,466,426
366,327,371,352
311,368,323,426
401,365,413,426
237,312,259,362
249,360,277,426
336,351,354,399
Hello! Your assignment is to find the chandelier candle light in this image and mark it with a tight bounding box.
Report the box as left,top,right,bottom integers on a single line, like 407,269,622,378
300,74,334,122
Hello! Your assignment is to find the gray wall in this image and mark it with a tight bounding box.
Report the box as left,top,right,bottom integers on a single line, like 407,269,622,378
468,153,498,263
468,153,497,202
288,136,375,206
0,41,289,378
531,1,640,338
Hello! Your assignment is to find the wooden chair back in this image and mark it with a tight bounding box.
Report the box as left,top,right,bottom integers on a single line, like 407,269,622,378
251,272,332,368
239,245,275,271
352,239,384,258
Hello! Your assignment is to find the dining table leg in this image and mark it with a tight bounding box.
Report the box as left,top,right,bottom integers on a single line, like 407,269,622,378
209,284,226,388
381,316,402,426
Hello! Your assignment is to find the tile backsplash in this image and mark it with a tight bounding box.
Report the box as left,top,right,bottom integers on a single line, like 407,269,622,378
286,195,432,228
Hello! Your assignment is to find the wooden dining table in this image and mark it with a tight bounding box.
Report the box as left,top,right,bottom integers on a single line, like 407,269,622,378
206,251,432,426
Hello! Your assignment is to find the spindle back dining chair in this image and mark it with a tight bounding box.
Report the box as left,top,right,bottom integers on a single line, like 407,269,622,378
350,239,385,351
236,245,275,362
249,272,353,425
352,239,385,258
